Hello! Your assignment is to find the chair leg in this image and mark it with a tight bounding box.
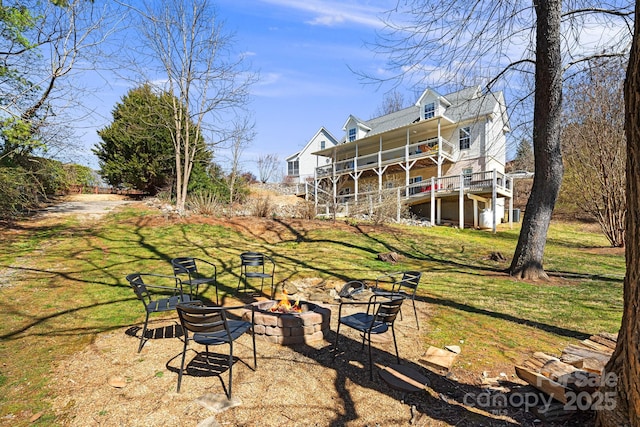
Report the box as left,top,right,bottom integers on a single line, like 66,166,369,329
367,331,373,380
177,339,188,392
391,327,400,364
333,323,341,358
251,325,257,369
138,312,150,353
412,299,419,329
227,343,234,399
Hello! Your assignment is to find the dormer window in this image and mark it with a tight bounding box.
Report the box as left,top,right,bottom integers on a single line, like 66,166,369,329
424,102,435,119
348,127,357,142
459,126,471,150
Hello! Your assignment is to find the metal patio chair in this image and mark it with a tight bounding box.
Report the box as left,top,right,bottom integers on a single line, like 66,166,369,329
126,273,195,353
175,302,257,398
334,294,404,380
373,271,422,329
236,251,276,297
171,257,219,304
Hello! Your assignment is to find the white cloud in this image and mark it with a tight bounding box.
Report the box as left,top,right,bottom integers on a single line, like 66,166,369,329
251,67,362,99
259,0,390,28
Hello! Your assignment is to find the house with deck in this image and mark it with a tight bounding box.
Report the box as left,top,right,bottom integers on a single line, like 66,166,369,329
286,127,339,184
287,86,514,231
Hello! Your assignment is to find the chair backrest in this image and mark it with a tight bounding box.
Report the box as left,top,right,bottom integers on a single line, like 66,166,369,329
172,257,198,276
397,271,422,294
126,273,151,304
374,296,404,325
240,252,266,268
176,303,228,336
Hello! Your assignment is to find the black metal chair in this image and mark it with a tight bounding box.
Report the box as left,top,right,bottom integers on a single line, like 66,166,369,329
373,271,422,329
175,302,257,397
171,257,219,304
236,252,276,297
334,294,404,380
126,273,195,353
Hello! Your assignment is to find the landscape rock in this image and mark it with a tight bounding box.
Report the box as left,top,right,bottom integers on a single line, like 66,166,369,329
378,251,401,263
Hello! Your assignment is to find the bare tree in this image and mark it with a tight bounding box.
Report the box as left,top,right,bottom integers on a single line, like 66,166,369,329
596,3,640,424
127,0,256,213
372,90,406,117
507,0,564,280
369,0,632,279
227,116,255,203
561,59,626,247
0,0,120,159
256,154,280,184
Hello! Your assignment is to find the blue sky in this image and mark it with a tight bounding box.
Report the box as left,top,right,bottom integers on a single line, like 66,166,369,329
74,0,404,177
216,0,395,174
54,0,632,178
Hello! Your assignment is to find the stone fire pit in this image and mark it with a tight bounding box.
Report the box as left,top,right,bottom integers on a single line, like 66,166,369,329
243,300,331,345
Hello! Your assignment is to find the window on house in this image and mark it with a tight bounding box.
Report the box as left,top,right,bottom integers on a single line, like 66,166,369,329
288,160,299,176
424,102,435,119
459,126,471,150
409,176,423,195
463,168,473,186
348,127,357,142
320,140,326,150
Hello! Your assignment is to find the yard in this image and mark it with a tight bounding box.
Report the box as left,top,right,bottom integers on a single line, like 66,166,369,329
0,193,625,426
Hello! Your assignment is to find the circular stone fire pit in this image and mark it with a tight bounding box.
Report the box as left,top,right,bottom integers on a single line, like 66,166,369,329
243,300,331,345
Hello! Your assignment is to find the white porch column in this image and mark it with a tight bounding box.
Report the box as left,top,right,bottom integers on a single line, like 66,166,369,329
333,178,337,202
354,144,359,202
378,150,383,191
437,198,441,225
473,199,478,228
492,168,497,234
430,177,436,226
405,144,410,197
437,118,442,177
459,172,465,229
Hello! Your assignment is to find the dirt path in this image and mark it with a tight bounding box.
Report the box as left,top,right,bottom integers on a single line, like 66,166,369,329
38,194,135,220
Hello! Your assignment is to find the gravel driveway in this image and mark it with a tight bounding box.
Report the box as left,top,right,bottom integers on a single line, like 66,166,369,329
40,194,135,219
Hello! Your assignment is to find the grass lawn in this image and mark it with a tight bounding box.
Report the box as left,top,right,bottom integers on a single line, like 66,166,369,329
0,206,625,426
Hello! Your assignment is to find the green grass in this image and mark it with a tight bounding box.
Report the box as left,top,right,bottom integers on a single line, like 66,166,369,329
0,208,625,426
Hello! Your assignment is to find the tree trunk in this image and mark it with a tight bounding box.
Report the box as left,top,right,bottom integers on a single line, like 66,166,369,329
508,0,563,280
596,3,640,424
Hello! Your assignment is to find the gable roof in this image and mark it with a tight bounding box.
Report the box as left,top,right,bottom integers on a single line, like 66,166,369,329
415,87,451,107
286,126,339,161
342,114,372,132
344,86,507,141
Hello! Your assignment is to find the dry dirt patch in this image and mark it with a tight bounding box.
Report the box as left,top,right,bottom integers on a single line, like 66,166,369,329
37,194,135,220
49,299,525,427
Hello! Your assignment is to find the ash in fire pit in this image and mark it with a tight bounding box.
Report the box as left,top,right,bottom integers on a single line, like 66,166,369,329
244,299,331,345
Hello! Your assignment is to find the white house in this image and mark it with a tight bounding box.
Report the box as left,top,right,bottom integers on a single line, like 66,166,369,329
285,127,339,184
287,86,513,231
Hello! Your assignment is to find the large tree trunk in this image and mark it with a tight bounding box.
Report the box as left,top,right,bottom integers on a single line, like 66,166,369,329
508,0,563,280
596,3,640,425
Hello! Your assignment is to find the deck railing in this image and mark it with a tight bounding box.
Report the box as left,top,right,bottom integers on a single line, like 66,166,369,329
315,136,454,178
311,170,512,212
